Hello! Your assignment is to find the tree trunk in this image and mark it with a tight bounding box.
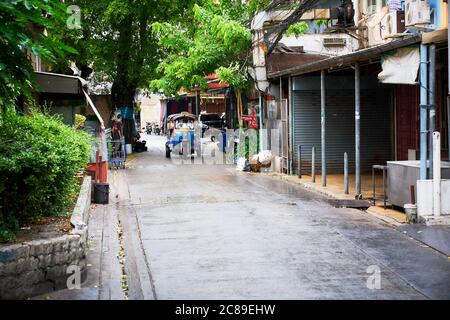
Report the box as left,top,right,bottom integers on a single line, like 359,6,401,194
111,83,136,144
111,18,137,145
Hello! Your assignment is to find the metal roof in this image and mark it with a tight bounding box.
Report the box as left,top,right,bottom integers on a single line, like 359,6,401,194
167,112,197,121
34,71,85,94
266,52,330,75
267,34,422,79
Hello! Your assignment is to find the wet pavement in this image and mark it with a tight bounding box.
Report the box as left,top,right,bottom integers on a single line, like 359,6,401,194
399,224,450,257
113,134,450,300
35,134,450,300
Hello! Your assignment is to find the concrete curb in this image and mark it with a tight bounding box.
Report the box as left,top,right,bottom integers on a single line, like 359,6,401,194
365,207,403,228
71,176,92,237
0,176,92,300
255,172,408,228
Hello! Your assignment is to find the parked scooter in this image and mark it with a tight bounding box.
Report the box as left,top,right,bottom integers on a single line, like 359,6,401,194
146,122,152,135
154,124,161,135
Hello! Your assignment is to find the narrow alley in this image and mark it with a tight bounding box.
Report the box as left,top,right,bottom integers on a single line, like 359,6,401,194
85,134,450,300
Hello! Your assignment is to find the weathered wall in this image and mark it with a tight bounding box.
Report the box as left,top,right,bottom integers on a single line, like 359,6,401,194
0,177,92,300
140,95,162,126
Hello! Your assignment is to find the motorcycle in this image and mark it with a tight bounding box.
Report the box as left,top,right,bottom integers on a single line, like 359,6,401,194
154,124,161,135
146,122,152,135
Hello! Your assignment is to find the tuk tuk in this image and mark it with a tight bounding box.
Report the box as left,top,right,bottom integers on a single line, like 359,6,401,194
165,112,198,158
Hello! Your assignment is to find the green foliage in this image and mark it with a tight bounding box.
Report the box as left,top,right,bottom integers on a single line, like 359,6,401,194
74,114,86,130
315,19,328,28
216,65,251,91
151,0,270,96
0,110,91,243
0,0,75,110
61,0,198,96
285,22,309,37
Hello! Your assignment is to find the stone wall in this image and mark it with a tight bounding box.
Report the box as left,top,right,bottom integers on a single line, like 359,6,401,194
0,176,92,300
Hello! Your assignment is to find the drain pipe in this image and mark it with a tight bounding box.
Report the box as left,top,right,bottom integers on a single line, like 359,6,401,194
420,44,429,180
289,76,294,175
355,63,361,198
448,3,450,163
259,93,263,152
321,70,326,187
429,44,436,178
433,132,441,217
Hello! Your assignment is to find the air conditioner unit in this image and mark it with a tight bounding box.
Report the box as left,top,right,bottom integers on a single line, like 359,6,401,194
381,11,406,39
424,0,448,30
405,0,431,27
322,37,347,47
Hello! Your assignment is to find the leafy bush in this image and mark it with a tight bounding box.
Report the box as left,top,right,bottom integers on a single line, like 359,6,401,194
0,110,91,243
74,114,87,130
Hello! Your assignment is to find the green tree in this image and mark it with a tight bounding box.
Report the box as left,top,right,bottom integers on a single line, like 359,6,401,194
150,0,271,127
61,0,200,142
0,0,76,111
150,0,269,97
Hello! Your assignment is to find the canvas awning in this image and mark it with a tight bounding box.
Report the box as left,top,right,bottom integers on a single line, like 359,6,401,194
378,46,420,85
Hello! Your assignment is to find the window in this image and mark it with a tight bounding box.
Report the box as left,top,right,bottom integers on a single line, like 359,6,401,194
175,119,194,129
364,0,388,15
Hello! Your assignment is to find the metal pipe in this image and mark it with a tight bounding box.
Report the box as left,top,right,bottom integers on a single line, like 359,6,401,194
312,146,316,183
420,44,428,180
429,44,436,178
289,76,294,175
383,168,386,209
259,94,263,153
195,91,200,116
433,132,441,216
372,167,375,206
447,2,450,163
448,96,450,162
298,145,302,178
321,70,326,187
280,77,283,170
344,152,349,195
355,63,361,198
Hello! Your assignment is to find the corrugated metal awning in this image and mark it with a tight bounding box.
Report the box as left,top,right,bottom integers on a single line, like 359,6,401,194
267,34,422,79
34,71,83,94
422,28,448,45
266,52,330,75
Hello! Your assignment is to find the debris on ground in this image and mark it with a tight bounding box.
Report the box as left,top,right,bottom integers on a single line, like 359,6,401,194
116,222,129,300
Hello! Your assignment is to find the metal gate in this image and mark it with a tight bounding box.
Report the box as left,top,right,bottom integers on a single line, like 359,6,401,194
280,99,289,173
292,75,393,174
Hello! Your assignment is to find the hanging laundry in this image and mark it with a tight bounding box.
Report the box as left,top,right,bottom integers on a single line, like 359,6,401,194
388,0,403,11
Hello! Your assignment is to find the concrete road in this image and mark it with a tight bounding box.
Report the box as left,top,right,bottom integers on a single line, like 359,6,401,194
112,133,450,300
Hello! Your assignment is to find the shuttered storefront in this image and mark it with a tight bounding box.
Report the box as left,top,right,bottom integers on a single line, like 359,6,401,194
292,75,393,174
395,85,420,161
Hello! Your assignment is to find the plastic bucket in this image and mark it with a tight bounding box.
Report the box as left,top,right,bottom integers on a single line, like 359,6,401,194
404,204,417,223
126,144,132,155
94,183,110,204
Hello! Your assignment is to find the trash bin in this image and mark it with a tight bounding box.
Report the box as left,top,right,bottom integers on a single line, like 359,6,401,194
126,144,133,155
94,183,110,204
404,204,417,223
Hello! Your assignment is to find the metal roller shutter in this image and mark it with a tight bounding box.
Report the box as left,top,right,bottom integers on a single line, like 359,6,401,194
293,78,393,174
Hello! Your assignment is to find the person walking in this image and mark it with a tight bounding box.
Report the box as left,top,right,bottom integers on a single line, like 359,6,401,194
110,114,124,155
